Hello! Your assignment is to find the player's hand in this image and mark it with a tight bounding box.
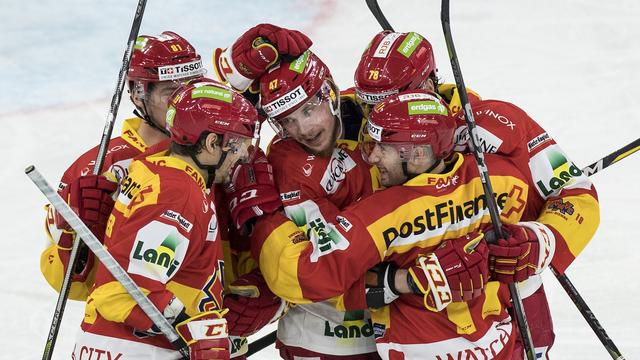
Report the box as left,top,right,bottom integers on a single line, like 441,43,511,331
224,269,287,337
408,231,489,311
487,222,555,283
226,147,282,234
364,262,401,308
55,174,117,239
213,24,312,91
176,310,230,360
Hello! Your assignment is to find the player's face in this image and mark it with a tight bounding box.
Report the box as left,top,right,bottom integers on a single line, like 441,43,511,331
145,81,183,128
277,96,338,157
366,143,407,186
215,136,252,185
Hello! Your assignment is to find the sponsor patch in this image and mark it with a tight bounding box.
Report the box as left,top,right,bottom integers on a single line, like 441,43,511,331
280,190,301,202
336,215,353,232
128,221,189,283
263,85,308,117
191,85,232,103
474,126,504,154
397,32,423,58
546,198,575,215
161,210,193,232
158,59,204,81
527,132,551,153
373,323,386,339
165,105,176,128
285,201,350,262
320,148,357,195
529,145,584,198
373,32,402,58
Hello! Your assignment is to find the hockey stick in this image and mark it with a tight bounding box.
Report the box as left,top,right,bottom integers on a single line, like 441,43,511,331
365,0,394,32
583,137,640,176
40,2,148,359
27,166,190,359
247,329,277,357
440,1,536,359
543,141,640,360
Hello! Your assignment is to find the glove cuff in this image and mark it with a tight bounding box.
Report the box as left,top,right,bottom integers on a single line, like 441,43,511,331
518,221,556,273
213,47,254,92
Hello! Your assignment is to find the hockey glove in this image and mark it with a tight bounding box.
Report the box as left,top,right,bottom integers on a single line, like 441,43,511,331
213,23,312,91
487,222,556,283
408,231,489,311
226,147,282,234
364,262,401,308
224,269,287,337
176,310,230,360
55,174,117,239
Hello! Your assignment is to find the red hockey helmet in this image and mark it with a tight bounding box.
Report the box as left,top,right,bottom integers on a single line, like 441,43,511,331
259,50,340,137
166,78,257,146
361,90,455,162
128,31,205,96
354,31,436,105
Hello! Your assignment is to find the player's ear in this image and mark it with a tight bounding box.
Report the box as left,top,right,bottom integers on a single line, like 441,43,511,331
204,133,219,153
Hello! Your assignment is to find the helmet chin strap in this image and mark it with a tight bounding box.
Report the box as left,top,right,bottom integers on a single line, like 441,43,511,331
134,100,171,137
189,149,230,189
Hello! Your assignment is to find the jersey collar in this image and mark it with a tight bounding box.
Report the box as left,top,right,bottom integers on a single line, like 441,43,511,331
145,152,207,191
121,117,148,152
403,152,464,187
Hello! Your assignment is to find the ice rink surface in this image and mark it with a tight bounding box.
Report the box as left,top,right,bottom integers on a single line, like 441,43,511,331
1,0,639,358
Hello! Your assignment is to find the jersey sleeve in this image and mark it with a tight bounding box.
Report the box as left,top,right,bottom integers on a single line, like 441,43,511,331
251,201,383,305
527,139,600,273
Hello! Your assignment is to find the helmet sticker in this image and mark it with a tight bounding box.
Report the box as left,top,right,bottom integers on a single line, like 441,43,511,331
263,85,308,118
373,32,402,58
397,32,424,58
367,121,383,142
289,50,311,74
191,85,233,103
356,88,398,105
166,105,176,128
158,59,204,81
408,100,448,116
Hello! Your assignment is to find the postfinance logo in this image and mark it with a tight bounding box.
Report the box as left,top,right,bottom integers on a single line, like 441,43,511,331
536,151,582,197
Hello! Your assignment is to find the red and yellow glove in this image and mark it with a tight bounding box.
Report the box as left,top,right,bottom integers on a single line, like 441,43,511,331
408,232,489,311
487,222,556,283
213,23,312,91
175,310,230,360
224,269,287,337
226,148,282,234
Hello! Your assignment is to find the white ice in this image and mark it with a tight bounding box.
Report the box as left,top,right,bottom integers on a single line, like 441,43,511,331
1,1,638,359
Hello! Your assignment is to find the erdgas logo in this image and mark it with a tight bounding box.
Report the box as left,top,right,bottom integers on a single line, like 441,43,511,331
381,192,509,247
263,85,308,117
158,59,204,81
320,148,357,195
128,221,188,283
407,100,447,116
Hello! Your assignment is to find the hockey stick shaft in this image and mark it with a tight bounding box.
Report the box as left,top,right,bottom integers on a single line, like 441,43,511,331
247,330,277,357
544,147,640,360
583,137,640,176
440,2,536,359
365,0,394,32
41,2,148,359
27,166,190,359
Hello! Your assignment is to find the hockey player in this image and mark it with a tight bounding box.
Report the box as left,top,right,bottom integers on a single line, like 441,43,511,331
73,78,257,359
236,90,596,359
214,25,383,358
41,31,205,301
353,30,600,358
